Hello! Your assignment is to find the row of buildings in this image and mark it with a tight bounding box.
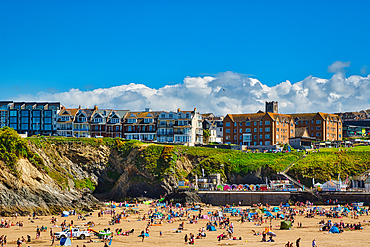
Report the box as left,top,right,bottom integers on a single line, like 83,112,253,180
0,100,343,147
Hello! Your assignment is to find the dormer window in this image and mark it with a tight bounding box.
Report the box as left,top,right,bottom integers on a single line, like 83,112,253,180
186,113,190,118
127,118,137,123
94,117,103,123
110,118,120,124
61,116,70,121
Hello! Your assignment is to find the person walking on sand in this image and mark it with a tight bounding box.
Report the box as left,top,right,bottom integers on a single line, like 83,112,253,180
312,239,317,247
296,238,301,247
141,230,145,242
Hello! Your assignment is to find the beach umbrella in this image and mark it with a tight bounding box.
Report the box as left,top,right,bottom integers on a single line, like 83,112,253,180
266,231,276,237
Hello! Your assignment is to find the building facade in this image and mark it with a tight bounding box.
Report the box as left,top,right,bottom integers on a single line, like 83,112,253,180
123,110,159,141
290,113,342,141
223,112,295,146
0,101,61,136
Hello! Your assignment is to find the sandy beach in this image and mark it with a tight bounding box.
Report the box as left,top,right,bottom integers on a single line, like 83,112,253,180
1,204,370,247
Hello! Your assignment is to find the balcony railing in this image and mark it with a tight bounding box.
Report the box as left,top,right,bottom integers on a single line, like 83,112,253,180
73,128,89,131
158,123,174,127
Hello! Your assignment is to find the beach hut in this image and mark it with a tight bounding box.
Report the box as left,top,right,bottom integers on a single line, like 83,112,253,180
231,184,237,190
243,184,249,190
223,184,231,191
249,184,255,191
216,184,224,191
237,184,244,190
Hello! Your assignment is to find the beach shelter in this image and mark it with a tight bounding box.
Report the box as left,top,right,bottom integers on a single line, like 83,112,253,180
265,211,274,217
202,215,209,220
60,238,72,246
330,226,340,233
280,221,292,230
206,225,217,231
61,211,69,217
223,184,231,191
266,231,276,237
272,207,280,212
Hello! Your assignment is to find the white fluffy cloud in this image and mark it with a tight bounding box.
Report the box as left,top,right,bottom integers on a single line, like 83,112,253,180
16,62,370,115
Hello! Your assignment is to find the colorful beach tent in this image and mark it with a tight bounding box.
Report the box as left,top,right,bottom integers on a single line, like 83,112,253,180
265,211,274,217
280,221,292,230
60,238,72,246
217,184,224,191
330,226,340,233
272,207,280,212
206,225,217,231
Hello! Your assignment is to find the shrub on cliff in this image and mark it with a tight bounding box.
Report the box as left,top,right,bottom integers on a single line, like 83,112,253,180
0,127,44,176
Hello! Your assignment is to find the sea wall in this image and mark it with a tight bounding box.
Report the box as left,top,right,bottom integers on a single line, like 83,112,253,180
197,191,290,206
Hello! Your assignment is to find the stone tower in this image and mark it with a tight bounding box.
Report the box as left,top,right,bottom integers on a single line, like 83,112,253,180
265,101,278,113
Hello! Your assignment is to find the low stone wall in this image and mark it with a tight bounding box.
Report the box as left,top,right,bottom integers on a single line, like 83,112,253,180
320,192,370,205
197,191,290,206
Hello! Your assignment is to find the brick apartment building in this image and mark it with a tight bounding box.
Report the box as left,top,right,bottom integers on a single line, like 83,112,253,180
290,113,342,141
223,102,295,146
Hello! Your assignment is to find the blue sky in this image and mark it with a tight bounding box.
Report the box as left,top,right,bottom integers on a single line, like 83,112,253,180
1,1,370,113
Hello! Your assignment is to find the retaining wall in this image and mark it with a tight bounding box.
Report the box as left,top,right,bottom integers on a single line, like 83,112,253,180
197,191,290,206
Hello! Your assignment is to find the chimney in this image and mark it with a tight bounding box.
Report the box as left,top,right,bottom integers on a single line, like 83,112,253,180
177,108,181,113
194,107,197,112
94,105,98,111
61,106,65,110
78,105,81,109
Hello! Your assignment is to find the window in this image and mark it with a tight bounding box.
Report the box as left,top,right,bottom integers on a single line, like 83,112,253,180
142,126,145,131
259,134,262,139
149,126,153,131
240,122,242,126
239,129,242,133
116,126,120,131
234,122,237,126
226,129,230,133
246,121,250,126
260,142,262,145
316,133,321,137
21,118,29,123
339,134,342,138
21,111,29,117
169,114,173,118
265,121,270,125
10,111,17,117
234,129,237,133
276,121,279,125
301,121,304,124
240,136,242,139
265,141,270,145
234,135,236,140
254,128,257,132
306,121,308,124
144,118,153,123
260,121,262,125
259,128,262,132
311,127,313,130
265,127,270,132
128,126,132,131
316,126,321,130
339,128,341,131
9,124,17,129
339,122,341,126
21,124,28,130
225,122,230,127
33,111,40,117
44,125,52,130
265,134,270,139
291,130,293,134
110,118,119,123
44,118,52,124
44,111,52,117
33,118,40,123
161,114,165,118
62,116,70,121
316,120,321,124
127,118,137,123
9,117,17,124
254,135,257,139
254,142,257,145
245,128,251,133
254,122,257,126
276,135,279,139
276,128,279,132
291,123,294,127
94,117,102,123
311,120,314,124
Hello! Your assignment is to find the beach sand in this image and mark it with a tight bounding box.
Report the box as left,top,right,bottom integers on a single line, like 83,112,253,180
1,204,370,247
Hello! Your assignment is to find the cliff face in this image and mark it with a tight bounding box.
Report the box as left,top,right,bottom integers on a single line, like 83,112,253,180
0,130,291,215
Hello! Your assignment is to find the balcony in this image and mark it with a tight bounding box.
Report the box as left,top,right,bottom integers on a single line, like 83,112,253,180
157,131,174,136
158,123,173,127
73,128,89,131
58,127,73,131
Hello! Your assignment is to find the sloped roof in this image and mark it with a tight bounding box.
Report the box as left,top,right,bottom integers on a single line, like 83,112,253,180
295,127,309,138
290,113,317,121
225,113,266,122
